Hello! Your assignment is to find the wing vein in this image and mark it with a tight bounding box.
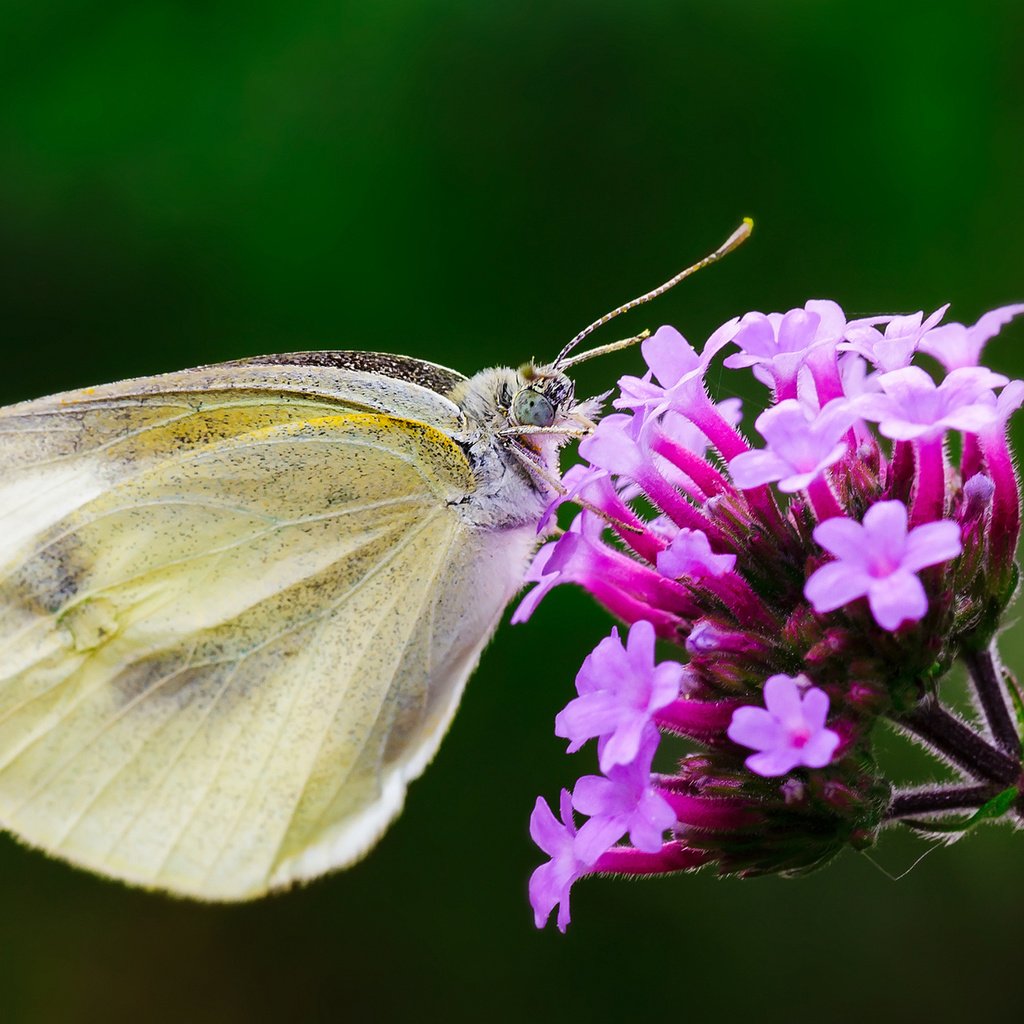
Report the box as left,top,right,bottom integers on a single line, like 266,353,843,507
1,492,425,597
191,509,447,889
264,517,461,878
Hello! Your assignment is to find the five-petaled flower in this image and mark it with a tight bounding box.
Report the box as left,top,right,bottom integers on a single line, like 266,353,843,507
571,729,677,861
804,500,962,630
727,398,854,492
727,674,841,776
528,790,588,933
555,620,684,771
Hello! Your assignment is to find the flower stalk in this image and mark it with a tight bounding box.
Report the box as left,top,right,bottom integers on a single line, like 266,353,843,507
963,644,1020,755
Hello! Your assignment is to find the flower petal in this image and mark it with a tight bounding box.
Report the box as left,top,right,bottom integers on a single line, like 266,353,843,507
573,814,628,866
804,560,872,613
800,686,830,731
862,499,909,539
800,728,841,768
812,517,868,563
763,675,804,724
727,706,783,751
728,448,791,489
746,748,801,777
529,796,566,857
867,570,928,630
901,520,962,572
641,325,701,387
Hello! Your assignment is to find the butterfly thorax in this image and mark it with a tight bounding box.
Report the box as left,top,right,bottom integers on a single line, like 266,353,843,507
445,365,591,531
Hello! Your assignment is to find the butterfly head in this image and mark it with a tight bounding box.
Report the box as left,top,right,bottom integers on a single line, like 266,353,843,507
510,363,576,429
502,362,605,451
451,362,599,465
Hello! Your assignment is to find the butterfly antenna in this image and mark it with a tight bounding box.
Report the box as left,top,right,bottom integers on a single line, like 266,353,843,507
553,217,754,370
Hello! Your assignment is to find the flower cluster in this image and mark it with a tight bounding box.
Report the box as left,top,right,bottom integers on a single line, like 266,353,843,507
521,299,1024,931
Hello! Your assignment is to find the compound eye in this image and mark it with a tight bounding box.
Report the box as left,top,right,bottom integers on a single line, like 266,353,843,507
511,388,556,428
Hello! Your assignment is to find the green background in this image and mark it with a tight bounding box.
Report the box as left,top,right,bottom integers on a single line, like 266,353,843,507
1,2,1023,1022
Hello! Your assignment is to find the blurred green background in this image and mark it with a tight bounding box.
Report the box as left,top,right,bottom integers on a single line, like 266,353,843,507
2,2,1023,1022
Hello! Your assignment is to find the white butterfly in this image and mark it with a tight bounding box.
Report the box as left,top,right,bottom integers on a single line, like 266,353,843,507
0,223,749,899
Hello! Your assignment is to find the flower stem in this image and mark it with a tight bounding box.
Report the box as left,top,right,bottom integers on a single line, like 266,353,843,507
896,697,1019,785
886,782,1005,820
963,643,1020,755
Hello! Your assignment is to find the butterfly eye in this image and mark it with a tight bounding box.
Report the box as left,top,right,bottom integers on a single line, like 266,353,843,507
511,388,556,428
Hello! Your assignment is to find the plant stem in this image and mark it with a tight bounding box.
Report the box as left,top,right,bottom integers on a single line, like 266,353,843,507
886,783,1004,820
963,643,1020,754
896,697,1019,785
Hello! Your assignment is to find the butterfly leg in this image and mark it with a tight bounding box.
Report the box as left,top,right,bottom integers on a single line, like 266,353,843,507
503,437,642,535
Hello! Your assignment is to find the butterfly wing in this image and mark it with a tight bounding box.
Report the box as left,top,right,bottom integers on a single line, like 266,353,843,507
0,366,533,899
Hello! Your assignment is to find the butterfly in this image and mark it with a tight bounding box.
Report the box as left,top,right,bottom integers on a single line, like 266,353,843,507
0,222,749,900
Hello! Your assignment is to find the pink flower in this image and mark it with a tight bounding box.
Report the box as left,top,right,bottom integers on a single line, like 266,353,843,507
511,504,689,634
853,365,1008,441
511,516,591,625
990,379,1024,430
840,306,949,372
579,413,651,478
804,500,962,630
727,674,840,776
656,528,736,580
571,730,677,861
724,300,847,394
616,321,739,420
523,296,1024,930
528,790,589,932
555,620,684,771
578,411,722,536
726,398,854,492
918,303,1024,371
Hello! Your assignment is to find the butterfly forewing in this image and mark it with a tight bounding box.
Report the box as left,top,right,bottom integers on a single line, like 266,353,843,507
0,361,531,899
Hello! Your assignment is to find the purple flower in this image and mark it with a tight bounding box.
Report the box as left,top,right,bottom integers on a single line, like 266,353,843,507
616,321,739,420
579,412,650,478
837,352,877,399
511,515,594,625
840,306,949,372
522,295,1024,927
572,731,677,861
555,620,684,771
512,496,691,635
804,500,962,630
528,790,589,932
577,410,722,535
727,674,840,776
723,300,847,394
854,365,1008,441
659,400,744,457
991,378,1024,430
727,398,854,492
918,303,1024,371
656,528,736,580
